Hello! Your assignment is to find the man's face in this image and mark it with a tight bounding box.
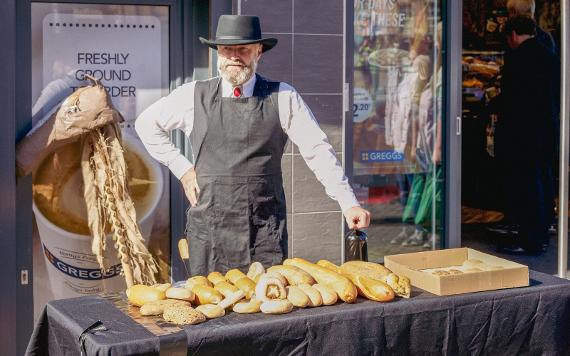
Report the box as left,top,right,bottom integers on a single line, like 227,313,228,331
217,44,262,86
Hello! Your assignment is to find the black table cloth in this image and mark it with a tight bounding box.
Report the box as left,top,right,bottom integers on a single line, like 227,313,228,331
26,271,570,355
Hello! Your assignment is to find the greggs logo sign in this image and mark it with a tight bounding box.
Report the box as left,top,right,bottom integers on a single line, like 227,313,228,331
43,244,122,280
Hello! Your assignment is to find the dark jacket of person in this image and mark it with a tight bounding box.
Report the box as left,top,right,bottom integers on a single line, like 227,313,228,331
495,37,558,165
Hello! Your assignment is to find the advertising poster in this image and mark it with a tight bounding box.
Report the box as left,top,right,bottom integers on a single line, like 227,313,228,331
353,0,437,176
30,4,170,317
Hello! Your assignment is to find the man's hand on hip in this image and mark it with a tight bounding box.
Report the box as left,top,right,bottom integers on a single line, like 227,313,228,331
181,168,200,207
344,206,371,229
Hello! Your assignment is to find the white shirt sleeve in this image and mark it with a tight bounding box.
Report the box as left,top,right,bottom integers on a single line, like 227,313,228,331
134,82,196,180
277,83,360,213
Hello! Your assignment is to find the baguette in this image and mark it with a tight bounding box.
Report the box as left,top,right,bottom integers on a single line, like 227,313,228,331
283,258,357,303
233,277,256,299
340,261,410,298
214,281,240,297
341,272,394,302
267,265,316,286
191,284,224,305
127,285,166,307
316,260,342,274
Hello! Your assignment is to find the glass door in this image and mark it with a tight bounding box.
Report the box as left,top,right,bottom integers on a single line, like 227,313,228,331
350,0,445,261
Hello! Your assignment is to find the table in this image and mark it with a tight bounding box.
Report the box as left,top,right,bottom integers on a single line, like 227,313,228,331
26,271,570,355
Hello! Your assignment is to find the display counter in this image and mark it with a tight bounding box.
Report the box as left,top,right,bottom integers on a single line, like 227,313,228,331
26,270,570,355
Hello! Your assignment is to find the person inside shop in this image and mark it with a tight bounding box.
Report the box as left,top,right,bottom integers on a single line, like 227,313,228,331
506,0,556,55
489,15,558,255
135,15,371,275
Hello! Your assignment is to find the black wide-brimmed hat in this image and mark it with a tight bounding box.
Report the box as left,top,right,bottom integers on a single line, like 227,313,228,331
199,15,278,53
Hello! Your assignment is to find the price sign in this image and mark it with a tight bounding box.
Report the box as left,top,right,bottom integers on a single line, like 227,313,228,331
353,87,373,123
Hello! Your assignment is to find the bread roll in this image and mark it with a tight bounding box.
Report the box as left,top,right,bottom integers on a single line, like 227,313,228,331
255,276,287,301
260,299,294,314
165,287,194,302
207,271,227,285
151,283,172,293
284,258,357,303
234,277,256,299
233,299,262,314
297,284,323,307
286,286,310,308
139,299,190,316
191,284,224,305
163,305,206,325
312,284,338,305
127,285,166,307
214,281,240,297
196,304,225,319
226,269,247,284
267,265,316,286
246,262,265,282
218,290,246,309
185,275,213,290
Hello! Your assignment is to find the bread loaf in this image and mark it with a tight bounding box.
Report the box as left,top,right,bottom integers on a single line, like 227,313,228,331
139,299,190,316
163,305,206,325
127,285,166,307
165,287,194,302
316,260,342,274
218,290,246,309
151,283,172,293
284,258,357,303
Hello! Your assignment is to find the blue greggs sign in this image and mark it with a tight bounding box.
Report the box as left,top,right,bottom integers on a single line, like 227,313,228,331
43,244,122,280
360,150,404,162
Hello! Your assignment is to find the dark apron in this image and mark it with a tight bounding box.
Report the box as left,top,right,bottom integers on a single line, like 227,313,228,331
186,75,288,276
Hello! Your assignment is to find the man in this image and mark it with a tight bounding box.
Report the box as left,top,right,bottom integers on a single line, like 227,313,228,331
493,16,557,254
136,15,370,275
506,0,556,54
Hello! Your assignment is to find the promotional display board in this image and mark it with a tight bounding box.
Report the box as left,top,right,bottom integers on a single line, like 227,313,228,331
30,4,171,318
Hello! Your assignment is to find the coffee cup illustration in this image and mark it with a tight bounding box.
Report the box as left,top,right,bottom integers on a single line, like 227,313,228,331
32,131,164,299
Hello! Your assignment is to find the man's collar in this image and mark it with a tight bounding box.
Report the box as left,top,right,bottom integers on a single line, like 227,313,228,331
220,74,257,97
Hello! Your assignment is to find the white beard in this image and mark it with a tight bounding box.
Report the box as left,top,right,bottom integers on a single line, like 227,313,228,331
217,56,257,86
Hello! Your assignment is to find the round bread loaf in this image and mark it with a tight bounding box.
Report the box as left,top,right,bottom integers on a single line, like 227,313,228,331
163,305,206,325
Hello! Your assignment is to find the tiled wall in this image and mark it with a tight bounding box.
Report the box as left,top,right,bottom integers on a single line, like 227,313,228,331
235,0,346,264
